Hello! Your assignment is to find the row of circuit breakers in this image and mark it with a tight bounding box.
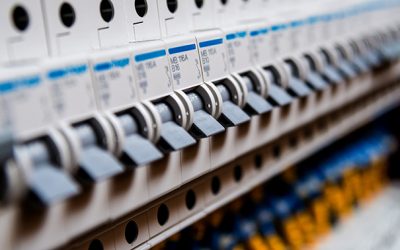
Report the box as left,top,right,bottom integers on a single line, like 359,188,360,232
1,0,400,211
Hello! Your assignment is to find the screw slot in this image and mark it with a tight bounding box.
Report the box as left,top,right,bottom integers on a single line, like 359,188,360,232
157,203,169,226
272,144,281,159
100,0,114,23
211,176,221,195
59,2,76,28
167,0,178,13
233,165,243,182
195,0,204,9
125,220,139,244
135,0,148,17
88,239,103,250
12,5,29,32
185,189,196,210
254,154,263,169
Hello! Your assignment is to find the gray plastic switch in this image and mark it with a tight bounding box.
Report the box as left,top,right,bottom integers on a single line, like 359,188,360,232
75,124,124,181
306,72,329,91
25,142,79,205
187,92,224,139
352,56,370,74
155,103,196,152
241,76,273,115
264,70,292,107
216,85,250,127
323,65,344,85
284,63,312,97
0,129,14,164
337,59,358,79
118,114,163,166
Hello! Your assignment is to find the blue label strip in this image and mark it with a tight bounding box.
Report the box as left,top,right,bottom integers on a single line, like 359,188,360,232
135,50,166,62
199,38,223,48
48,65,88,80
168,44,196,55
94,58,130,72
0,76,41,93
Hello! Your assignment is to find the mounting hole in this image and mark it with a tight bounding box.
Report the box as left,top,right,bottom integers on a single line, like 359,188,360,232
88,239,103,250
11,5,29,32
167,0,178,13
59,2,75,28
254,154,263,169
195,0,204,9
185,189,196,210
135,0,148,17
221,0,228,5
272,144,281,159
288,136,298,149
124,220,139,244
100,0,114,23
233,165,243,182
157,203,169,226
211,176,221,195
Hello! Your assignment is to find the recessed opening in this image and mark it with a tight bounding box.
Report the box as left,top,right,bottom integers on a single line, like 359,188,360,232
233,165,243,182
254,154,263,169
135,0,148,17
157,203,169,226
211,176,221,195
185,189,196,210
125,220,139,244
221,0,228,5
100,0,114,23
12,5,29,32
288,136,298,149
167,0,178,13
272,144,281,159
88,239,104,250
59,2,75,28
195,0,204,9
304,126,313,140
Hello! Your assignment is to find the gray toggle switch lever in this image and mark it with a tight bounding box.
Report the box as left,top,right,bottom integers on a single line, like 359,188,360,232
0,129,14,164
75,124,124,181
155,103,196,152
306,71,329,91
25,142,79,205
337,59,358,79
241,76,273,115
364,50,382,67
217,85,250,127
118,114,163,166
187,92,224,138
264,70,292,107
284,64,312,97
352,56,370,74
303,55,329,91
323,65,344,85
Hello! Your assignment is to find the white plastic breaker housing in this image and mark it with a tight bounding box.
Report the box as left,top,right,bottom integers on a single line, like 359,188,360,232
156,0,191,37
187,0,216,31
0,66,54,140
122,0,162,42
41,0,99,56
0,0,48,64
90,0,129,48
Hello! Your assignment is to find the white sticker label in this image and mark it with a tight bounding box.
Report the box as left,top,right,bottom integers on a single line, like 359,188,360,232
0,75,54,134
248,28,271,66
167,43,202,90
47,64,96,120
92,57,138,110
133,49,173,100
225,31,252,72
197,38,229,82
